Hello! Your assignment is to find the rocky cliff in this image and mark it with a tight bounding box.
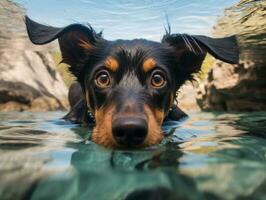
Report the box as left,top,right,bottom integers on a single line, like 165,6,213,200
0,0,68,111
197,0,266,111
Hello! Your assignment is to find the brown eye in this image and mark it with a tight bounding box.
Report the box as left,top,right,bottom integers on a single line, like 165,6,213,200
95,70,111,88
151,71,166,88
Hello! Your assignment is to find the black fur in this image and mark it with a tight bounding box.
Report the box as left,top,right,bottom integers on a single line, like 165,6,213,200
25,16,239,125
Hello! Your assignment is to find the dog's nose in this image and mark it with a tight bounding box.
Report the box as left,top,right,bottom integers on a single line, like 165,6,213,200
112,117,148,147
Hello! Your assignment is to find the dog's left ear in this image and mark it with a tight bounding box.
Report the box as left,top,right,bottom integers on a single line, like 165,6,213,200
162,34,239,80
25,16,103,77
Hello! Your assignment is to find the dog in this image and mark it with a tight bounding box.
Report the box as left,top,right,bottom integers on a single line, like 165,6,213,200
25,16,239,149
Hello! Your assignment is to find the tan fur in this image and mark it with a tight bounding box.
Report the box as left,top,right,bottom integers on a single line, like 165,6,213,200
105,57,119,72
79,39,92,50
143,58,156,72
142,105,164,146
91,106,117,148
154,108,164,125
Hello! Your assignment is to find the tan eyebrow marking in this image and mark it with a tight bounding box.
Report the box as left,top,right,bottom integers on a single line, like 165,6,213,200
105,57,119,72
79,39,92,50
143,58,156,72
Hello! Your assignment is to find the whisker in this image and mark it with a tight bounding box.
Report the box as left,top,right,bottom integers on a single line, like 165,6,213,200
180,34,192,52
187,34,204,54
183,34,196,54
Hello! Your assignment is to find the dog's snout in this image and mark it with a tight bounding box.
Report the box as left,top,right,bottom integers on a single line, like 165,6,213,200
112,117,148,147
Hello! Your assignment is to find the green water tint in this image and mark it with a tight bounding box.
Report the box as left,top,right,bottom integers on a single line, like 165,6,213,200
0,112,266,200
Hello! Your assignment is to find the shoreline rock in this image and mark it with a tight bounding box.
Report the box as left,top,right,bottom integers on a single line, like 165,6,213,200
0,0,69,111
196,0,266,111
197,60,266,111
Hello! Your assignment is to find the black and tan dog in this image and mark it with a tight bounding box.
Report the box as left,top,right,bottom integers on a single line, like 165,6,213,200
25,16,239,148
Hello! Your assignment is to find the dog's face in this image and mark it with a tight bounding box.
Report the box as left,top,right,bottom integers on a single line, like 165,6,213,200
25,16,239,148
83,40,179,148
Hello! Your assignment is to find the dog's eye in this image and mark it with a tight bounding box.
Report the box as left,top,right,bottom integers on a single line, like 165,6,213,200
95,70,111,88
151,71,166,88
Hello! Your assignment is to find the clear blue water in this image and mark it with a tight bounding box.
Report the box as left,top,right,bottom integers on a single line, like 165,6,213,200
0,111,266,199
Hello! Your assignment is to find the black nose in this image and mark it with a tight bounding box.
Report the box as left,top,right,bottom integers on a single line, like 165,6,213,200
112,117,148,147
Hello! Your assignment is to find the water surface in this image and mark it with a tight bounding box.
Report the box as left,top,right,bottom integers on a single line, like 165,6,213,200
0,111,266,200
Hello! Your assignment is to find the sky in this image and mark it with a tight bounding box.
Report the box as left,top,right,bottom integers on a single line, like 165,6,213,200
14,0,238,41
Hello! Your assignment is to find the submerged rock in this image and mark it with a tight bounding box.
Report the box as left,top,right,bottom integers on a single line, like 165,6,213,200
197,0,266,111
0,1,68,111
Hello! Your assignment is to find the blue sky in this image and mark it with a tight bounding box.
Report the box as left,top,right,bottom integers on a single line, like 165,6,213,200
14,0,238,41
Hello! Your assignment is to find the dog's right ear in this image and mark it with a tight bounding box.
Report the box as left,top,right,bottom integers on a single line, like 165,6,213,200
162,33,239,84
25,16,103,77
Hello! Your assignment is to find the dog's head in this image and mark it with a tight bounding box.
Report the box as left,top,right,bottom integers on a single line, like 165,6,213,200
25,16,239,148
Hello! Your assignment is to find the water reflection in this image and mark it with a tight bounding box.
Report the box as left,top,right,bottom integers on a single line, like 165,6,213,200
29,142,209,200
0,112,266,199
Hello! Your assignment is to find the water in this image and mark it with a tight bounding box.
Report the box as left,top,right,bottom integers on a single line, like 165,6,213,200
1,0,266,199
0,111,266,200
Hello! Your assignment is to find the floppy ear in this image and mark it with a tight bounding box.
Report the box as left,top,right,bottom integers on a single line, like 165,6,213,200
25,16,102,77
162,33,239,80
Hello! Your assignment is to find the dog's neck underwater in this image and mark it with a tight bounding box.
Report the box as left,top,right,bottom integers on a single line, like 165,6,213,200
25,16,239,149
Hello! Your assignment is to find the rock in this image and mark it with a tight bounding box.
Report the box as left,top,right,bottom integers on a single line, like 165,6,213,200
177,82,201,112
197,0,266,111
197,60,266,111
0,0,68,111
